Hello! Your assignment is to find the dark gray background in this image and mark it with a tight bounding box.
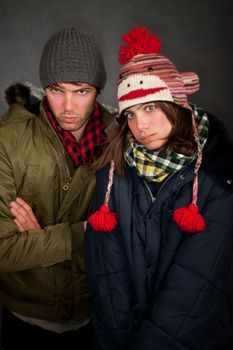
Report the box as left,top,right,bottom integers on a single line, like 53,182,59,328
0,0,233,136
0,0,233,345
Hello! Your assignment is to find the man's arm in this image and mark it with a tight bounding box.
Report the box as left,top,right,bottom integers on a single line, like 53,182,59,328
0,142,72,273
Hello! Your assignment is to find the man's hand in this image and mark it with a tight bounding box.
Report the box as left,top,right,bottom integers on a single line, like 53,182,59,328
10,198,41,232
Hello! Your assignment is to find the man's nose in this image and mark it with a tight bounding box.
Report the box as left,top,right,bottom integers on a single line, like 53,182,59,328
64,93,73,111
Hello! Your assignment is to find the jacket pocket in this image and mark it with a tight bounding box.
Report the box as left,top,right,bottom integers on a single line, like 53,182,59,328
17,165,40,201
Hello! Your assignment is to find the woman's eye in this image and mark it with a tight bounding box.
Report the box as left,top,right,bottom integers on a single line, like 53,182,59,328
125,112,134,119
145,104,155,112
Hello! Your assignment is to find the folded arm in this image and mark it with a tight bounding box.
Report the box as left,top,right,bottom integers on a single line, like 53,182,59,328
10,197,41,231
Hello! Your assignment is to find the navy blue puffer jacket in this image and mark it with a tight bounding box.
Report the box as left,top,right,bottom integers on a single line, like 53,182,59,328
85,113,233,350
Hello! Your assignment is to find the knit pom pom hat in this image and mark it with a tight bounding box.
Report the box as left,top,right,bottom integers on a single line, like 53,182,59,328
88,27,206,234
117,27,199,114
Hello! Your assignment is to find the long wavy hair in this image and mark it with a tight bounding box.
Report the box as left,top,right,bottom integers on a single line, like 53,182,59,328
92,101,197,176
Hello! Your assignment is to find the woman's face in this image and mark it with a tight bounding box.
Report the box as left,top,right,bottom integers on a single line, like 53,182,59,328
123,102,172,150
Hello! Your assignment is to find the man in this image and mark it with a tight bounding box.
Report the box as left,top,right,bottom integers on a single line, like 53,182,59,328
0,27,114,349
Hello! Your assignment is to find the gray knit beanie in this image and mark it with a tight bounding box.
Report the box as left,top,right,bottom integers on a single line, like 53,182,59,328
39,27,106,90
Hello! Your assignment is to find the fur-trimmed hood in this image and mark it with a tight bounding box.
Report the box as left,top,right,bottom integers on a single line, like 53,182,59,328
3,82,43,114
0,83,44,127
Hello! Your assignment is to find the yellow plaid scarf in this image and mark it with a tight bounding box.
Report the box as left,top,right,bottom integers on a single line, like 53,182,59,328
124,105,209,183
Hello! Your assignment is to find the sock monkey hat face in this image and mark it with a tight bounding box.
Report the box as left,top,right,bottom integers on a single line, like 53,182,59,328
117,27,199,114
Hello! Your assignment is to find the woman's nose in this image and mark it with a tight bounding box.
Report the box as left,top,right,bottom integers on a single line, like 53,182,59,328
136,114,148,130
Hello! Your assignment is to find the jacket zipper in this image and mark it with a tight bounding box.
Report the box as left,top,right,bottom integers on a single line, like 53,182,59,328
143,167,194,265
143,162,195,205
62,147,73,191
63,176,72,191
143,171,176,204
42,108,73,191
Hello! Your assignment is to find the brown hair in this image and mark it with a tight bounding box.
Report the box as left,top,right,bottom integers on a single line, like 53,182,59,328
92,102,197,176
47,82,100,94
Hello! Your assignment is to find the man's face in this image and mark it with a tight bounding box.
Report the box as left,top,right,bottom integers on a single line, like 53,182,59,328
46,82,98,140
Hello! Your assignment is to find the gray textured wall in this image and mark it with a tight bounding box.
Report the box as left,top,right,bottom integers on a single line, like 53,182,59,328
0,0,233,135
0,0,233,345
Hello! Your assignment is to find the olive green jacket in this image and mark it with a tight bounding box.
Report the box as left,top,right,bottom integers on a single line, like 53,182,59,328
0,101,114,323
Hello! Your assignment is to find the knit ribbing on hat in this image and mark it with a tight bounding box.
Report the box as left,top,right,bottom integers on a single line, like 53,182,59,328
117,53,199,114
116,27,199,114
39,27,106,89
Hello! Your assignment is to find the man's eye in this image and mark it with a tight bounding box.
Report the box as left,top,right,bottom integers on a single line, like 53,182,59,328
78,89,87,95
50,88,62,94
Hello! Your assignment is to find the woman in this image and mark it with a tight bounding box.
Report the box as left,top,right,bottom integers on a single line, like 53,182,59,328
85,27,233,349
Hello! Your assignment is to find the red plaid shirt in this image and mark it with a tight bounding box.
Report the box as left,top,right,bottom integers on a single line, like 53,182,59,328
44,98,106,166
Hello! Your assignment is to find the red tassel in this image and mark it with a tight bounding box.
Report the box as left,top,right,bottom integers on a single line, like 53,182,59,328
173,203,206,233
88,204,118,232
118,27,162,64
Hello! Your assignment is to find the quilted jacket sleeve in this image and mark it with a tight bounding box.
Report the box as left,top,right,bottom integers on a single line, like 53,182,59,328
0,129,83,273
0,179,72,273
129,191,233,349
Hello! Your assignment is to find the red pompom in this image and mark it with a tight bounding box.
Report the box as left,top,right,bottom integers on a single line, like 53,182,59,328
118,27,162,64
88,204,118,232
173,203,206,233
